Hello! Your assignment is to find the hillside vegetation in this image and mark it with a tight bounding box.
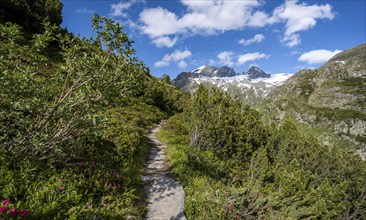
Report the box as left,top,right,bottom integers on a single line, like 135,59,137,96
259,44,366,156
159,85,366,219
0,10,186,219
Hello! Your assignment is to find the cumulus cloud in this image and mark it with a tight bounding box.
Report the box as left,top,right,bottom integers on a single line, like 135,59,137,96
139,7,181,38
155,50,192,68
110,2,132,17
110,0,144,17
237,53,269,65
282,34,301,48
138,0,335,48
139,0,268,47
217,51,234,66
271,0,335,47
215,51,269,66
152,37,178,48
298,49,342,64
238,34,265,46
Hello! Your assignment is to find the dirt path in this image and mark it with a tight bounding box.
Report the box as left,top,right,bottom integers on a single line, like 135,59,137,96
142,121,186,220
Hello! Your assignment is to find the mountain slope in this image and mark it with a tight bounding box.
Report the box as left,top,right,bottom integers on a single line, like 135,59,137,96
173,65,292,106
260,43,366,157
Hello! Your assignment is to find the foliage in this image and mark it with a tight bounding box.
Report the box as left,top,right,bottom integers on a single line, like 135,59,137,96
0,16,146,165
0,15,184,219
190,85,269,162
159,87,366,219
0,0,63,34
142,76,188,115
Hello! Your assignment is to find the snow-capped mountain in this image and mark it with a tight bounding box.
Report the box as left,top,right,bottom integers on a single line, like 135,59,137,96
173,65,292,106
192,65,237,77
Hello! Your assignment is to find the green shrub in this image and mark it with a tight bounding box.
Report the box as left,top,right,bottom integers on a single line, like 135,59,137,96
159,89,366,219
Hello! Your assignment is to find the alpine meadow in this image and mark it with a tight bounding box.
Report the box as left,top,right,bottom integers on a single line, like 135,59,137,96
0,0,365,219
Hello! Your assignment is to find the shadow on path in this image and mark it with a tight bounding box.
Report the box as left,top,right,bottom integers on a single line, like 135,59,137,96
143,121,186,220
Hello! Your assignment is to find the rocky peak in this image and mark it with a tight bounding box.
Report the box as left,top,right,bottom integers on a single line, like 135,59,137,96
243,66,271,79
191,65,237,77
216,66,237,77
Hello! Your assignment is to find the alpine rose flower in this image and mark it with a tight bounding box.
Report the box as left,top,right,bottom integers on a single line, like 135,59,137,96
9,207,18,216
0,207,8,213
2,200,9,206
20,209,29,216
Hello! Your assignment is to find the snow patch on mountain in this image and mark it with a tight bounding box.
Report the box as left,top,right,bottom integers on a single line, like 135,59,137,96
192,65,207,74
251,73,292,84
192,73,292,87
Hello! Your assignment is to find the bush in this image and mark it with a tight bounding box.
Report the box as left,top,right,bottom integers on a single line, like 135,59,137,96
159,88,366,219
0,15,182,219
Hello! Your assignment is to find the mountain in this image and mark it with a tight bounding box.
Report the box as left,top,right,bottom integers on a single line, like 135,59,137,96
192,65,237,77
173,65,292,105
244,66,271,79
260,43,366,158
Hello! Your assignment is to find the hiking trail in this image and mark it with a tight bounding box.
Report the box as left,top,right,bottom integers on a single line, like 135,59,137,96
142,121,186,220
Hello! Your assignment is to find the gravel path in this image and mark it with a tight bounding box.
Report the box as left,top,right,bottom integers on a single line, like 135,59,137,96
143,121,186,220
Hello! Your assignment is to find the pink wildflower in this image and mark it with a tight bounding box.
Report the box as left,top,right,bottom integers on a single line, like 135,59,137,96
0,207,8,213
87,204,93,209
60,186,65,191
20,209,29,216
226,205,233,211
9,207,18,216
2,200,9,206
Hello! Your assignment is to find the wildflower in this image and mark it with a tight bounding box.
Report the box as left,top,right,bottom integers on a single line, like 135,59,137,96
226,205,233,211
60,186,65,191
9,208,18,216
87,204,93,209
20,209,29,216
2,200,9,206
0,207,8,213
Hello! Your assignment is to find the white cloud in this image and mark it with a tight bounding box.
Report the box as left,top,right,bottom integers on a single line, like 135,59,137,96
271,0,335,47
247,11,269,27
215,51,269,66
139,7,181,38
237,52,269,65
110,2,132,17
139,0,268,47
298,49,342,64
76,8,94,14
138,0,335,48
155,50,192,68
217,51,234,66
282,34,301,47
238,34,265,46
110,0,144,17
152,37,177,48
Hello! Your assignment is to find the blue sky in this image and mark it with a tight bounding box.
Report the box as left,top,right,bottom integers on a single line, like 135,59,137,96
61,0,365,78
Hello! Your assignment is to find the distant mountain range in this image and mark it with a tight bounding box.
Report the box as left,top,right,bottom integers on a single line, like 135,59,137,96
173,65,291,105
